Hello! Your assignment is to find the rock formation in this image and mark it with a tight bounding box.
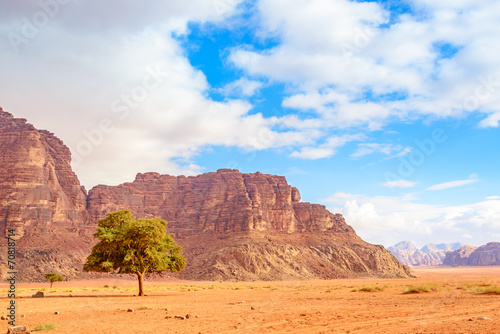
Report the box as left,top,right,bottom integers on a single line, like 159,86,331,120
388,241,462,266
88,170,410,280
0,107,94,281
87,170,353,236
443,242,500,266
0,107,412,281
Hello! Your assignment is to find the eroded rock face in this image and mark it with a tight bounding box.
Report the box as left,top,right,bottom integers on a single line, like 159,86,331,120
87,170,354,236
0,109,89,242
0,108,93,281
1,107,411,281
467,242,500,265
87,170,410,279
443,243,500,266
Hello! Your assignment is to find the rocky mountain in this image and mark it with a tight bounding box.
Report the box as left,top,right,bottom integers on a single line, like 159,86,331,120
421,242,462,254
88,170,410,280
87,171,353,236
388,241,462,266
0,107,95,281
443,242,500,266
0,107,411,281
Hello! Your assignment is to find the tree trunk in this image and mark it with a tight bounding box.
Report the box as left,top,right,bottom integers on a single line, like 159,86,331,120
136,272,144,296
50,281,53,288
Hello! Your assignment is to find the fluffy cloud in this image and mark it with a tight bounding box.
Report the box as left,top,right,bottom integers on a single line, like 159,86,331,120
322,192,500,247
290,133,365,159
230,0,500,129
219,78,264,97
0,0,311,187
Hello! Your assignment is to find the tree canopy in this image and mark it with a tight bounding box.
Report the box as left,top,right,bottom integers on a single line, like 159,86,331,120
44,272,64,288
83,210,186,296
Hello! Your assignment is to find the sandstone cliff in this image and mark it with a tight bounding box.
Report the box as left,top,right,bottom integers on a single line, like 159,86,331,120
388,241,462,266
0,107,94,281
88,170,411,280
87,170,353,235
1,107,411,281
443,242,500,266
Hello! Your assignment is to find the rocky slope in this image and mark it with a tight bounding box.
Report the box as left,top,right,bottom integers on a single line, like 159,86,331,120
0,107,411,281
443,242,500,266
388,241,462,266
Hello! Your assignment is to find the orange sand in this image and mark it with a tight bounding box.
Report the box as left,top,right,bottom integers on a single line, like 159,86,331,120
1,266,500,333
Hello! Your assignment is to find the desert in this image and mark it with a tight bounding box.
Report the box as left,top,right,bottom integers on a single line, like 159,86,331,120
3,1,500,333
2,266,500,333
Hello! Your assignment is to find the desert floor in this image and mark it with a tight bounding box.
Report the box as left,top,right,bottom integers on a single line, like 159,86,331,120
1,266,500,334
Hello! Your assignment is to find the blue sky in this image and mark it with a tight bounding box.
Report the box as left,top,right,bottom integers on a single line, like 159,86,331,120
1,0,499,247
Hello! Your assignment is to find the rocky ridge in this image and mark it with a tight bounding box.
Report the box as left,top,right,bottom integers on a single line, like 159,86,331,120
0,107,411,281
443,242,500,266
388,241,462,266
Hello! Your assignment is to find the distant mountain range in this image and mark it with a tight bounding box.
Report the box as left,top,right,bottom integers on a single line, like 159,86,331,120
443,242,500,266
388,241,463,266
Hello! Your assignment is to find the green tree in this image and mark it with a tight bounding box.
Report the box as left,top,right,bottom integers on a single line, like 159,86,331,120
83,210,185,296
44,272,64,288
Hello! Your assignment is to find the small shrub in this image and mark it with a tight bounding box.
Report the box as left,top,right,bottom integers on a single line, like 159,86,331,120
403,284,439,294
33,323,57,331
351,285,385,292
477,286,500,294
103,285,110,288
457,283,496,293
359,285,385,292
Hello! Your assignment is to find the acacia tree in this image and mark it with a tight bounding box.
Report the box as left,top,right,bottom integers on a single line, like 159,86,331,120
44,272,64,288
83,210,186,296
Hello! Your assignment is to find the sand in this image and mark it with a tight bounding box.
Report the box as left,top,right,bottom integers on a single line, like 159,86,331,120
1,266,500,333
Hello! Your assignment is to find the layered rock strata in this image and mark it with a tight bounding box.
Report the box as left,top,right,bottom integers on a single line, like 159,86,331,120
0,107,412,281
88,170,411,280
0,108,93,280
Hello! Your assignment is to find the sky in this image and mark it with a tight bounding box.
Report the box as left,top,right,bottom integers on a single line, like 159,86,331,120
1,0,499,248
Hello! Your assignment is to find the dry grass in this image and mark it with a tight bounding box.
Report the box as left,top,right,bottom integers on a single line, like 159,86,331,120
458,283,500,294
351,285,385,292
403,284,439,294
33,323,57,331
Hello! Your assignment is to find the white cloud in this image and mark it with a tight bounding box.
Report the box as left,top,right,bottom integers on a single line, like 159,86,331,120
230,0,500,129
382,180,418,189
486,196,500,200
478,112,500,128
290,147,334,160
322,192,500,247
218,78,264,97
290,133,365,159
427,175,479,191
351,143,410,158
0,0,317,188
